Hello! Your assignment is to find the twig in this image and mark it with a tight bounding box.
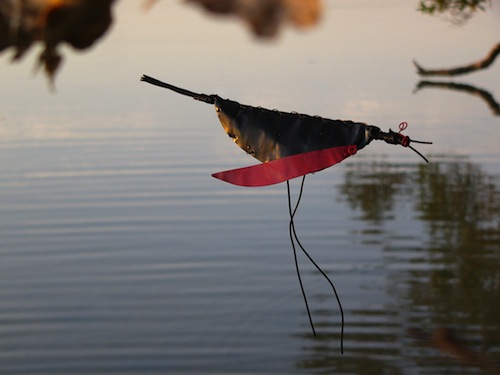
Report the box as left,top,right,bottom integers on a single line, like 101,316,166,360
414,42,500,76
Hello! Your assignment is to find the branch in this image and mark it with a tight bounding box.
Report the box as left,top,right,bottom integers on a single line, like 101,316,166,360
414,42,500,76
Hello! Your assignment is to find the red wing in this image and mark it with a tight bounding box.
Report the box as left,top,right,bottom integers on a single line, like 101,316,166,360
212,145,357,187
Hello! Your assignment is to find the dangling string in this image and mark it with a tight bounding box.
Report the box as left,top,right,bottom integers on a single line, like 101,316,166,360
287,177,315,336
287,176,345,354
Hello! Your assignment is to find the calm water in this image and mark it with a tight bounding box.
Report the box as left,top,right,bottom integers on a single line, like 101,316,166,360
1,1,499,374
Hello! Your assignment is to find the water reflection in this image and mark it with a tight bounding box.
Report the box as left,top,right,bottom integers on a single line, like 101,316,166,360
415,81,500,116
296,156,500,374
408,327,500,374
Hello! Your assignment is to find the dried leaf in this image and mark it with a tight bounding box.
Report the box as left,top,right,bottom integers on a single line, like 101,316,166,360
187,0,322,37
0,0,116,82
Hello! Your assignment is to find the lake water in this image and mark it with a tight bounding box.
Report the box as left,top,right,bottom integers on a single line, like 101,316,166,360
1,1,499,374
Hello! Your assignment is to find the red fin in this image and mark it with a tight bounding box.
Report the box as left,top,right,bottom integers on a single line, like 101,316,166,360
212,145,357,187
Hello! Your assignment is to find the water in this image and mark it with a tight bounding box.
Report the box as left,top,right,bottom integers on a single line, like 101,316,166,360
1,1,499,374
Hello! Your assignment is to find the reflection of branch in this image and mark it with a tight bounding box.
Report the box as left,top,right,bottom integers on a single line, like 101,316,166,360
414,42,500,76
415,80,500,116
408,327,500,375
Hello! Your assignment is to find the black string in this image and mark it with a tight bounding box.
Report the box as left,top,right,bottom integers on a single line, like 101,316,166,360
408,145,430,163
287,177,316,336
286,177,345,354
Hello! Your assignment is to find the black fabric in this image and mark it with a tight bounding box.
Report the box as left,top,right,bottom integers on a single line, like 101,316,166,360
214,97,378,163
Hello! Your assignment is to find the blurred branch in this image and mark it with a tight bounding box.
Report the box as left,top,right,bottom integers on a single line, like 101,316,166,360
1,0,322,85
417,0,491,24
0,0,116,84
